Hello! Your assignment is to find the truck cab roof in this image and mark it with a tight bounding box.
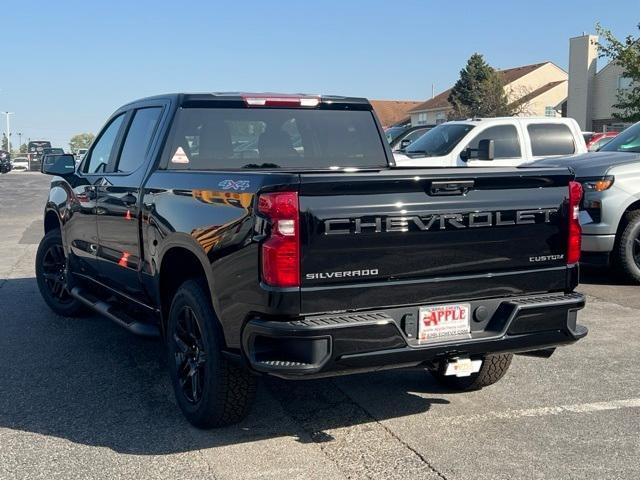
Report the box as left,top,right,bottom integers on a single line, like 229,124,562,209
121,92,373,109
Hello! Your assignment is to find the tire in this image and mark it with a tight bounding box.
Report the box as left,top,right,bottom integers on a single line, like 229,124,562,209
166,279,257,428
613,210,640,284
430,353,513,391
35,229,85,317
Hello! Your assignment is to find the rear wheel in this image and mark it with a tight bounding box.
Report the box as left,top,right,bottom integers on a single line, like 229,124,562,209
167,279,256,428
35,229,85,317
613,210,640,284
430,353,513,391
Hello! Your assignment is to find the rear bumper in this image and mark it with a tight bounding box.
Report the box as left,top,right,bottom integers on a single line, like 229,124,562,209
242,292,587,379
582,233,615,253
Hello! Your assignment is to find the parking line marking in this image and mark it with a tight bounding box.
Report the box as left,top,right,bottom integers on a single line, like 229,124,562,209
435,398,640,426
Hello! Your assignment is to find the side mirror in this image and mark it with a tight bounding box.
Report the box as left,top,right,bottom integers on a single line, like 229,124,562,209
400,139,412,149
477,139,495,161
42,154,76,176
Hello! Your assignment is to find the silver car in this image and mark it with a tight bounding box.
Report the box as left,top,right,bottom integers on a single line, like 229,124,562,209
533,121,640,283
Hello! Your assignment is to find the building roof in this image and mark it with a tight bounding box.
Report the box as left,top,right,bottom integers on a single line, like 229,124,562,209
511,80,567,107
370,100,423,126
409,62,554,113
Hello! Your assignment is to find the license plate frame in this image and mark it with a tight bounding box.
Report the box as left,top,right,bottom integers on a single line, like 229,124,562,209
418,303,471,343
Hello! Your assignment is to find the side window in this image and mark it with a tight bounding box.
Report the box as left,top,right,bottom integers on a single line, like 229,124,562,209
528,124,576,156
84,114,125,173
116,107,162,173
466,125,521,159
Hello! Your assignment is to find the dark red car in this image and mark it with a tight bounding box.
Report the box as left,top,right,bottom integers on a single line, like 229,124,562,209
586,132,618,151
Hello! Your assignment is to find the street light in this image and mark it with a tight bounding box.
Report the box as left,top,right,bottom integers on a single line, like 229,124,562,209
1,112,13,153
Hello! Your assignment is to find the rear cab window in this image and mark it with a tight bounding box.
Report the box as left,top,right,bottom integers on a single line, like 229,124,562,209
163,107,388,170
528,123,576,156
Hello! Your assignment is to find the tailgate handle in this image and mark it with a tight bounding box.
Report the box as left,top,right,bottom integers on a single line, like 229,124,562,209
430,180,474,196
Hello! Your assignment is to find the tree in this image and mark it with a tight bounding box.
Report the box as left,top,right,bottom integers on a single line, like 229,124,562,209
69,132,95,153
1,133,7,151
19,143,27,154
448,53,513,119
596,23,640,122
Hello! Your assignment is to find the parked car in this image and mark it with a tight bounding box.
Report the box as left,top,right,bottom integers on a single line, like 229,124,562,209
586,132,618,152
384,125,411,144
75,148,88,165
27,140,52,171
532,121,640,282
42,147,65,156
37,92,586,428
0,150,11,173
394,117,587,167
389,125,434,151
11,157,30,171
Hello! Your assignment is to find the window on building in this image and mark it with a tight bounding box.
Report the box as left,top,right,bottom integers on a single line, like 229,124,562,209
528,123,576,156
618,76,633,91
544,106,557,117
416,113,428,125
435,112,447,124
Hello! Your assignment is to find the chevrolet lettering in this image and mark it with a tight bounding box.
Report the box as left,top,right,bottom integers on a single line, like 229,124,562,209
36,92,586,429
324,208,558,234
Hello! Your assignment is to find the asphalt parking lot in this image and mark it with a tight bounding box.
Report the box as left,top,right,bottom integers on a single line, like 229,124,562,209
0,171,638,480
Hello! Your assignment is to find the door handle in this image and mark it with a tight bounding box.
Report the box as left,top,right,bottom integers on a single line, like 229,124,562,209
429,180,475,196
121,193,137,206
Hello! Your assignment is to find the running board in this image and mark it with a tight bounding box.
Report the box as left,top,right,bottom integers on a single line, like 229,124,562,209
70,287,160,337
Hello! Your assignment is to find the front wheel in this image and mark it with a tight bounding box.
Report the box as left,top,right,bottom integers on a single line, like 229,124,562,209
430,353,513,391
35,229,85,317
613,210,640,284
167,279,257,428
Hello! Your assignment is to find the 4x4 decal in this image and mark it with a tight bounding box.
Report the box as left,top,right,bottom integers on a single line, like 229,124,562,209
218,179,251,191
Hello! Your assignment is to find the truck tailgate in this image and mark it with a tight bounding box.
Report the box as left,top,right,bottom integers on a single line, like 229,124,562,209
298,168,575,313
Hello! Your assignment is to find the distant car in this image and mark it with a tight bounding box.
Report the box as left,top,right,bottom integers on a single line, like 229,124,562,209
0,150,11,173
11,157,29,171
42,147,65,156
384,126,410,144
75,148,88,164
390,125,434,151
28,140,53,171
586,132,618,152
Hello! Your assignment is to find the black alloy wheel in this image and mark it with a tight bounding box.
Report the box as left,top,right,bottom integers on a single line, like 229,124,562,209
173,306,208,404
40,243,72,304
167,279,257,428
36,229,85,317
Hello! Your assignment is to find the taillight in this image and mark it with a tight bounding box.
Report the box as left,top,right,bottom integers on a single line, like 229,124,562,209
258,191,300,287
567,181,583,265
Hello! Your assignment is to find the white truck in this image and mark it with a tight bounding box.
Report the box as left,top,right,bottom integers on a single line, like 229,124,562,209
393,117,586,167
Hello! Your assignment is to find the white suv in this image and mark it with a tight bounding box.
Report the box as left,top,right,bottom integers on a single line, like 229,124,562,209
394,117,586,167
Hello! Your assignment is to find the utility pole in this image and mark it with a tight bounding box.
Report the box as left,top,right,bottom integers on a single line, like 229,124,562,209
1,112,13,153
17,132,22,151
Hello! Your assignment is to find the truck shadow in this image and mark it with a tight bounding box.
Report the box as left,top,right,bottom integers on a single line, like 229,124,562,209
579,264,638,286
0,277,450,455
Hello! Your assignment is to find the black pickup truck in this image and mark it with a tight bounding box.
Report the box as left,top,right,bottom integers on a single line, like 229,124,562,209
37,93,587,428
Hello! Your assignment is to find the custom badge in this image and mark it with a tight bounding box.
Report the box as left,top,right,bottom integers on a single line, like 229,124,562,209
218,179,251,191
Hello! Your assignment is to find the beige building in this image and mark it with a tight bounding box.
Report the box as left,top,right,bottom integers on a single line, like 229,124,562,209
409,62,568,126
567,34,633,132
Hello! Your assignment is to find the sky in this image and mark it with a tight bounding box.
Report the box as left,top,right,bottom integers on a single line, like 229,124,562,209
2,0,637,149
